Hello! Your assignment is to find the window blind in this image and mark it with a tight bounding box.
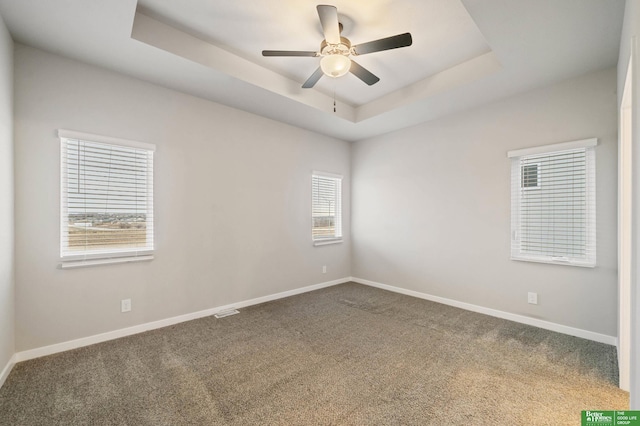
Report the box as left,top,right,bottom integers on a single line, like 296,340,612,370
60,131,155,261
312,172,342,242
509,141,596,267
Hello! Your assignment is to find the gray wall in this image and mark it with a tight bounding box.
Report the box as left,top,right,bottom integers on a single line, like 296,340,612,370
351,68,618,337
0,13,13,374
13,45,351,352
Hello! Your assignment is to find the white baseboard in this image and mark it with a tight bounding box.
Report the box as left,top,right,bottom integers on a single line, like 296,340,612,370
351,277,617,346
14,277,350,363
11,275,616,366
0,354,16,389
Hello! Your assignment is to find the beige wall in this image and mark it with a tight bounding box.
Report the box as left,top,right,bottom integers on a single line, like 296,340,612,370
351,68,618,336
0,14,13,374
13,45,351,352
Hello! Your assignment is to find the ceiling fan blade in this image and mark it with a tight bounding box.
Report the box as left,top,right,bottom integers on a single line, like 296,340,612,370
352,33,413,56
302,67,324,88
262,50,318,57
317,5,341,44
349,60,380,86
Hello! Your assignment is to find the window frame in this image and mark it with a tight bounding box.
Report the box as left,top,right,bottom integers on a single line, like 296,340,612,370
311,171,343,246
58,129,156,268
508,138,597,268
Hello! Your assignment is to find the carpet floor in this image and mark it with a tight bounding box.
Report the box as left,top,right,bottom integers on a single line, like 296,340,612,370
0,282,629,425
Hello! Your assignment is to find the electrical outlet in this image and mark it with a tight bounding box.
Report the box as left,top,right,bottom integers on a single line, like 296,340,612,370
121,298,131,313
322,265,327,274
527,292,538,305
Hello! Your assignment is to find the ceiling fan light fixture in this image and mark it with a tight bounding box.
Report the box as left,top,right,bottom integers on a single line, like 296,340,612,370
320,54,351,78
262,5,412,88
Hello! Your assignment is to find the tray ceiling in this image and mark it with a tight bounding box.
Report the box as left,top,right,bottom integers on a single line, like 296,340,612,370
0,0,625,141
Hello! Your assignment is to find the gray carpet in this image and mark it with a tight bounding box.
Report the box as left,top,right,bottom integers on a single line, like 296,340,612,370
0,282,629,425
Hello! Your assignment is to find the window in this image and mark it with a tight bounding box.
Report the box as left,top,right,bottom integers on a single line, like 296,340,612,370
59,130,155,267
509,138,596,267
312,171,342,245
521,163,540,189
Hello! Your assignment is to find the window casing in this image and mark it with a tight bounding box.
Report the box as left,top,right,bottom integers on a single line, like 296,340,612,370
509,139,596,267
312,172,342,245
59,130,155,267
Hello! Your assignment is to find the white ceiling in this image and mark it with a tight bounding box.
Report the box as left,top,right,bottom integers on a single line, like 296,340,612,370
137,0,491,107
0,0,626,141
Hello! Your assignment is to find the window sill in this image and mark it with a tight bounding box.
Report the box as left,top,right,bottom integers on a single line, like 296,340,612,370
313,239,343,247
60,255,154,269
511,256,595,268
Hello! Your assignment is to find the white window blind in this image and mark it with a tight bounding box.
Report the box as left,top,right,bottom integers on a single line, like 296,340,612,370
509,139,596,267
59,130,155,264
312,172,342,244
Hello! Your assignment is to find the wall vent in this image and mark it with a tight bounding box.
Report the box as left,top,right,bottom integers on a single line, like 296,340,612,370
214,309,240,319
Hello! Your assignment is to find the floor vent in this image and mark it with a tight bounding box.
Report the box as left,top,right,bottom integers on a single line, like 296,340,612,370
214,309,240,319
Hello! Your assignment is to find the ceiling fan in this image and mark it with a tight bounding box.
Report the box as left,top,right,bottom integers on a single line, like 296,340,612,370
262,5,413,89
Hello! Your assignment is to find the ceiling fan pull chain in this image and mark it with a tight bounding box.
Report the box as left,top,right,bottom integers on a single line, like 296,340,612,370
333,86,337,113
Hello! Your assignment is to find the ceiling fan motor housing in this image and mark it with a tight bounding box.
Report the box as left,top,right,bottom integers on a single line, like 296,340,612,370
320,37,352,57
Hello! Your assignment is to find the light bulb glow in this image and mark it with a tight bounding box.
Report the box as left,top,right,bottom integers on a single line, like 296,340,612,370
320,54,351,78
